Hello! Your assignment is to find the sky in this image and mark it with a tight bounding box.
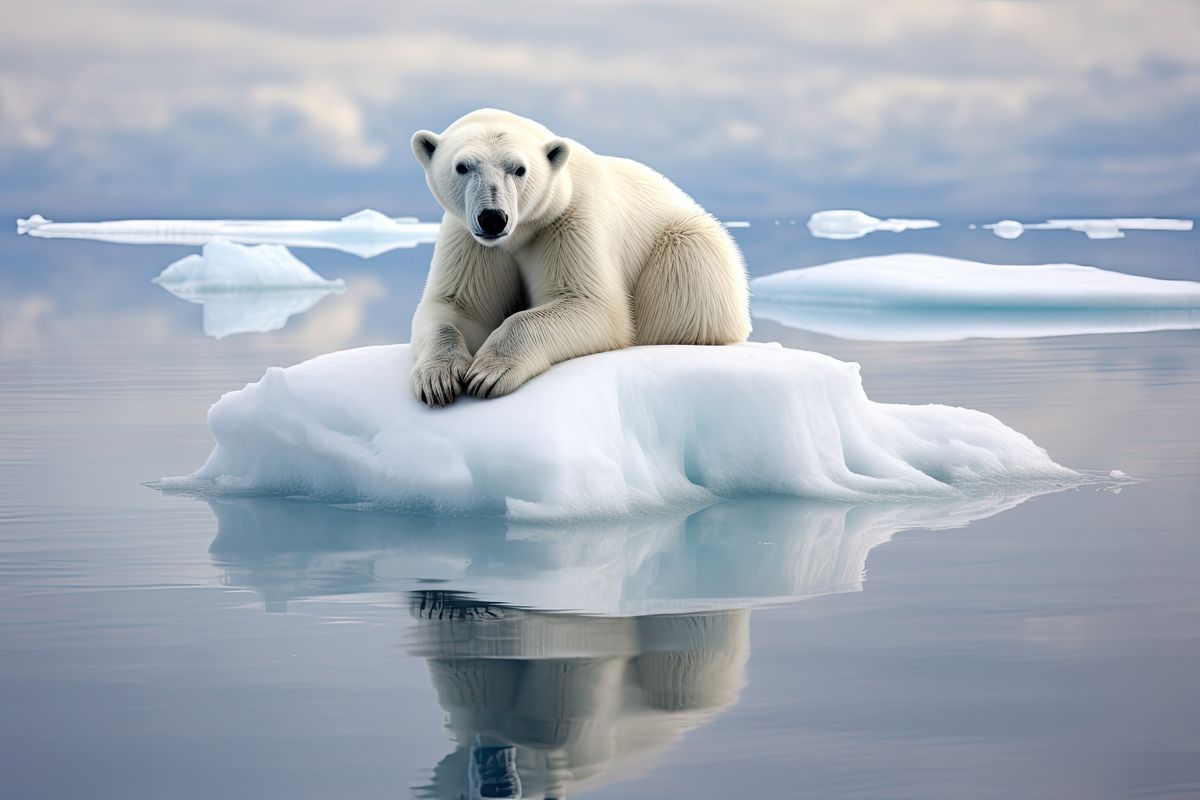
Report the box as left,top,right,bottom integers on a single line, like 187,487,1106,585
2,0,1198,221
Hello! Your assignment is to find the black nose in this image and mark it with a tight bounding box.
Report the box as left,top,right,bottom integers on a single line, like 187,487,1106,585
477,209,508,237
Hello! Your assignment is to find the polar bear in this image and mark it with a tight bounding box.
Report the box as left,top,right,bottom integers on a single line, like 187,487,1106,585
409,108,750,406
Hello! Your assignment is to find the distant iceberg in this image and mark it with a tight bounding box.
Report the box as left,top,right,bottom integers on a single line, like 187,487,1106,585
16,208,440,258
153,240,345,338
807,209,939,240
162,342,1080,521
751,254,1200,341
984,217,1193,240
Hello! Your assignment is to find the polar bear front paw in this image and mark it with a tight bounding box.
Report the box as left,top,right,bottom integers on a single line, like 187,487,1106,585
412,352,471,407
464,352,529,399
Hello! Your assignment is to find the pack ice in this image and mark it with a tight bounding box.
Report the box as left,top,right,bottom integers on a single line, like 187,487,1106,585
163,342,1080,521
751,254,1200,341
153,240,345,338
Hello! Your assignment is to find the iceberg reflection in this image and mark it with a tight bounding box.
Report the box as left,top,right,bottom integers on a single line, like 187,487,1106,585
206,491,1053,797
207,492,1047,617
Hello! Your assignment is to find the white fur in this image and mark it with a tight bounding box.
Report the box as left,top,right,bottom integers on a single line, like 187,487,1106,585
409,108,750,405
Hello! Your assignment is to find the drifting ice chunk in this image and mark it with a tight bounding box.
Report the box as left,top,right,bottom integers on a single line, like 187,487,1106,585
984,217,1193,240
153,240,345,338
15,208,440,258
807,209,940,240
750,254,1200,341
162,343,1079,521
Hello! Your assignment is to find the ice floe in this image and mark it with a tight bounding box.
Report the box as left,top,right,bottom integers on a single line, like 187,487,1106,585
162,342,1080,521
751,254,1200,341
750,254,1200,315
152,240,345,338
985,217,1193,240
807,209,939,240
16,208,440,258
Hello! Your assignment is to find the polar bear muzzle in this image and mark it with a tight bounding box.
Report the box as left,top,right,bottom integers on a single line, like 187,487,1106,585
476,209,508,239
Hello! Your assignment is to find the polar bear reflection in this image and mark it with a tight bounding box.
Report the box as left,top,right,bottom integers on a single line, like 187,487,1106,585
409,591,747,800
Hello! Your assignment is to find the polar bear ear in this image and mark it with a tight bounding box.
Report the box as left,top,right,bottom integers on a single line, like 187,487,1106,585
411,131,440,169
544,138,571,172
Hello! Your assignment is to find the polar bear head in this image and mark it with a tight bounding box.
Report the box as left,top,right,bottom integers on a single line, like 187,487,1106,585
411,109,572,247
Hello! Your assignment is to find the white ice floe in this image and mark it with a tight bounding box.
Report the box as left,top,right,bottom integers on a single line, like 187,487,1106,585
751,254,1200,316
807,209,940,240
152,240,345,338
16,208,440,258
162,342,1080,521
985,217,1193,240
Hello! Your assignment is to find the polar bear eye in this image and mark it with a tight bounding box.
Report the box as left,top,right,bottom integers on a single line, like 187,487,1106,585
514,166,526,177
455,163,469,175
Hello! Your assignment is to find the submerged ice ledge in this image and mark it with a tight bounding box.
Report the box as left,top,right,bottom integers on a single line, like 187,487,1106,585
162,343,1082,522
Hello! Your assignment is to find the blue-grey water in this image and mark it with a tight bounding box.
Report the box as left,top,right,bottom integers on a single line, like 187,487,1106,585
1,223,1198,799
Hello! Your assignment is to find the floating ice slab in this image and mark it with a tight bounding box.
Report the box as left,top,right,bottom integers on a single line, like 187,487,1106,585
752,253,1200,309
152,240,345,338
16,208,440,258
985,217,1193,240
752,303,1200,342
162,342,1079,521
807,209,939,240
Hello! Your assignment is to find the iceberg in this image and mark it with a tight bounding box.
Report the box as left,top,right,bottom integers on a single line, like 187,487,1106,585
985,217,1193,240
162,342,1080,521
16,208,440,258
152,240,346,338
807,209,940,240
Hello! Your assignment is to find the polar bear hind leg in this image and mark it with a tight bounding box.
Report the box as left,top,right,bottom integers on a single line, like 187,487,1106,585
633,214,751,346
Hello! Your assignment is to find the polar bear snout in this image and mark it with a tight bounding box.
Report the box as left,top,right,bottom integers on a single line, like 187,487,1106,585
476,209,509,239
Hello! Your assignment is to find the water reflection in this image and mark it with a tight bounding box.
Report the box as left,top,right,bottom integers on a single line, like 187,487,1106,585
409,591,747,799
205,491,1053,797
206,492,1044,616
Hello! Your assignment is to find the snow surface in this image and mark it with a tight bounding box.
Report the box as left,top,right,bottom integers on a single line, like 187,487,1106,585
985,217,1193,240
807,209,939,240
162,342,1080,522
152,240,345,338
17,208,440,258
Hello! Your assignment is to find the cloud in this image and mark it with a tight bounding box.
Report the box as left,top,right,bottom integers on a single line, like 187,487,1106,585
2,0,1198,216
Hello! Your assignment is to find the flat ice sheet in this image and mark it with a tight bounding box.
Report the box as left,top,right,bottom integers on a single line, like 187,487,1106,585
162,342,1081,521
985,217,1193,240
751,254,1200,311
17,208,440,258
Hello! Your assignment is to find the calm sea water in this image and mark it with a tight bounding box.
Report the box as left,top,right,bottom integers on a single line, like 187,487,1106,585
1,222,1198,799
